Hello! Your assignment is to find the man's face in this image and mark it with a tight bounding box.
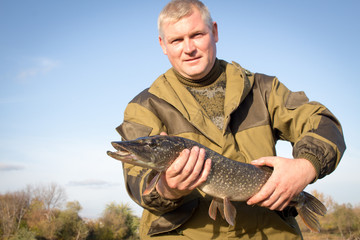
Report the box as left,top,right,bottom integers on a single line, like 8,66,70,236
159,8,218,80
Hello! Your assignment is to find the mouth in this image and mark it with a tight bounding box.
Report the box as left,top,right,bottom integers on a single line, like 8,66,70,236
107,142,137,162
184,56,201,63
107,142,157,169
107,149,135,162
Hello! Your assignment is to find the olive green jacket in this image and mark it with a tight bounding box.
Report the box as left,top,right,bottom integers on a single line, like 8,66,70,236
116,60,345,237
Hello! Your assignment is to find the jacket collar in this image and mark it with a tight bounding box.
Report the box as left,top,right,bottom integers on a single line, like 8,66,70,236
149,60,254,146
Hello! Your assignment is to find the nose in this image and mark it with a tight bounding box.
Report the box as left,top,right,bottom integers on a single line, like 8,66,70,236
184,38,196,55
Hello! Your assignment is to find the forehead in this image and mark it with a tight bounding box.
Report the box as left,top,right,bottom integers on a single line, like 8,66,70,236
162,8,208,38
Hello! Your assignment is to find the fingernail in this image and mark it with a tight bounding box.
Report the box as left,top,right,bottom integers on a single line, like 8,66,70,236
180,149,188,156
191,146,199,153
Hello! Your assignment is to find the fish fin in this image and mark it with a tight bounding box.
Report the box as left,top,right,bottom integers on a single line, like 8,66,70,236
296,205,321,233
143,172,162,196
223,197,236,226
209,198,224,221
295,191,327,232
302,191,327,216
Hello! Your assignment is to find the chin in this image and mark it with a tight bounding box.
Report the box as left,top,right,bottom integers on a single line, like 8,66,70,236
185,67,208,79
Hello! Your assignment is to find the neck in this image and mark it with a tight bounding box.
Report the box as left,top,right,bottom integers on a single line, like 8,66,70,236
174,59,222,87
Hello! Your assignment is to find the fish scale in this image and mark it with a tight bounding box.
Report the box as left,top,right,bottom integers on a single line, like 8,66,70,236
202,155,271,201
107,135,327,232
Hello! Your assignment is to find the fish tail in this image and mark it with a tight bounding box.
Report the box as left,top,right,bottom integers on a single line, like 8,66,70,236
295,191,327,232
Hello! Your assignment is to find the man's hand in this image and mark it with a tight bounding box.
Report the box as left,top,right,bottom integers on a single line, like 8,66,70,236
247,156,316,211
155,132,212,200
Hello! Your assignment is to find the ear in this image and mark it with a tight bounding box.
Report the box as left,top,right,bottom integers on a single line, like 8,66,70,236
212,22,219,43
159,36,168,55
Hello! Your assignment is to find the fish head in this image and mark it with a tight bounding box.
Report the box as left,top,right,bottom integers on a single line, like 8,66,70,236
107,135,187,171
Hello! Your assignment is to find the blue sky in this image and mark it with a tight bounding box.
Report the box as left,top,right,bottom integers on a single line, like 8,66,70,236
1,0,359,218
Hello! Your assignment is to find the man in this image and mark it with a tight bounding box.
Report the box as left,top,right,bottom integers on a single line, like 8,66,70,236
115,0,345,239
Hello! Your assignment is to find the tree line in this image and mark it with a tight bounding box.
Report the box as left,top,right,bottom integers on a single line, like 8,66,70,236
297,190,360,240
0,183,139,240
1,184,360,240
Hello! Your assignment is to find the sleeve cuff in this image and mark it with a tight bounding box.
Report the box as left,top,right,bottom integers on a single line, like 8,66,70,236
142,187,184,213
297,153,321,183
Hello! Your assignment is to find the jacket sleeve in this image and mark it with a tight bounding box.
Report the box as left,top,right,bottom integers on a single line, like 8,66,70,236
115,89,184,213
265,77,346,181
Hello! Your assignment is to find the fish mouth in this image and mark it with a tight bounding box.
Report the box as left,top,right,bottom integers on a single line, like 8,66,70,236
111,144,132,157
107,142,137,163
107,142,156,169
106,149,136,163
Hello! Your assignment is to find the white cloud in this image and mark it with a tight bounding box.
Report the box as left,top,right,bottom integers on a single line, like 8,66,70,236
0,162,25,171
16,57,60,81
67,179,120,188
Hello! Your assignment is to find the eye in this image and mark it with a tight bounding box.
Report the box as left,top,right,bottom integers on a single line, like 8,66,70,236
171,38,182,44
148,139,157,148
192,32,204,39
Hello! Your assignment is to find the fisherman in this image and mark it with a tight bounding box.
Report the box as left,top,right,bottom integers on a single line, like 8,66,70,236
115,0,346,239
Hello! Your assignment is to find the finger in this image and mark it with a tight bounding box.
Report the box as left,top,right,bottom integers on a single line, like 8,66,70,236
272,189,296,211
250,159,265,166
263,192,292,211
166,149,190,177
181,147,206,188
160,132,168,136
188,158,211,190
275,198,292,211
259,190,281,210
202,158,212,181
247,177,277,205
257,179,294,210
192,148,206,175
178,146,200,182
251,157,276,167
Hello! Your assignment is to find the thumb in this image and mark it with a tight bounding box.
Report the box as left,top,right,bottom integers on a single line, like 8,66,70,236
251,157,276,167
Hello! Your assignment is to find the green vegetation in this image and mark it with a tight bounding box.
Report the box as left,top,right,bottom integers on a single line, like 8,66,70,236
1,184,359,239
0,183,139,240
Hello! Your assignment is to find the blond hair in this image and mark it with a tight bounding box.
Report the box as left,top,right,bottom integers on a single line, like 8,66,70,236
158,0,213,37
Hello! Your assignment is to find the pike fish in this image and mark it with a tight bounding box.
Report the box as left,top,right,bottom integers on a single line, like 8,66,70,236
107,135,327,232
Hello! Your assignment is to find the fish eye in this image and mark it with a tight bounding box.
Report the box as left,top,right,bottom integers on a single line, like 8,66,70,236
148,139,157,148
